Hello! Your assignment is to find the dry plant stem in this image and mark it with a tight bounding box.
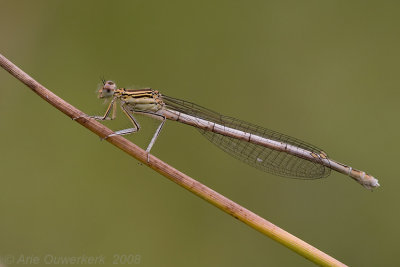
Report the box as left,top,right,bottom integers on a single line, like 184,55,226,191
0,53,347,267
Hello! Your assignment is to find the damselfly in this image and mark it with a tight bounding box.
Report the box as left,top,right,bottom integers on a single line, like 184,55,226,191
82,80,379,190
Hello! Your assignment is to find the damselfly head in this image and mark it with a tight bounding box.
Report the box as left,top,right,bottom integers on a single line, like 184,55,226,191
98,80,116,99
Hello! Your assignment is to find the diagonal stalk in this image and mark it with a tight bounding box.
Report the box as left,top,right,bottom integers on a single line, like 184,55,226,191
0,53,347,267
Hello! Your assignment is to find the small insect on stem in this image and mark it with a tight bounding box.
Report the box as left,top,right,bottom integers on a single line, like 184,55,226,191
84,80,379,189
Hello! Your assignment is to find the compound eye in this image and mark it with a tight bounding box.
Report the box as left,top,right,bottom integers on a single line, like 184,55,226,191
104,80,117,91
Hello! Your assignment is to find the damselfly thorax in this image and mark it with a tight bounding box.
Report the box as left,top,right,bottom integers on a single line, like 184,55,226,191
116,88,164,112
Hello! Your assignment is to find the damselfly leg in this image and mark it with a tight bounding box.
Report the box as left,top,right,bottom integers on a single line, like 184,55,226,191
106,103,140,138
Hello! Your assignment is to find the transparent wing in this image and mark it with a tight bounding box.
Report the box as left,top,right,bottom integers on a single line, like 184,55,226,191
162,95,331,179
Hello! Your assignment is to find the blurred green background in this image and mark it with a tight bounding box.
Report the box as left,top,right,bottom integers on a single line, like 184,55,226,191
0,1,398,266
